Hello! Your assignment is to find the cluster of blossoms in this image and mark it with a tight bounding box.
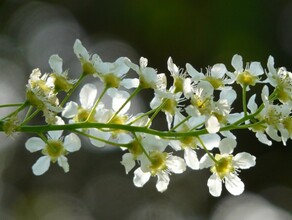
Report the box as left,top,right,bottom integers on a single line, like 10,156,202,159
1,39,291,197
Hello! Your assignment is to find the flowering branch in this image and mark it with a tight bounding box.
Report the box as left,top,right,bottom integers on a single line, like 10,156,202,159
0,39,291,197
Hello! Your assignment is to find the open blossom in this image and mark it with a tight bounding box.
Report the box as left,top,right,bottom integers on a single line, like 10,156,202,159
150,89,183,129
200,138,256,197
231,54,264,89
25,118,81,175
125,57,166,90
132,135,186,192
186,62,233,90
73,39,101,75
62,83,103,123
167,57,193,97
47,54,77,92
169,111,221,170
266,56,292,104
248,85,292,145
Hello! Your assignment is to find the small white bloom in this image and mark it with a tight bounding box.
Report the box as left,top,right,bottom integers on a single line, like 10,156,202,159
231,54,264,89
25,126,81,175
200,138,256,197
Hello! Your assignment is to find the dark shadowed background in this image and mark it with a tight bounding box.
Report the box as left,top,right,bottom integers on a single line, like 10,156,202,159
0,0,292,219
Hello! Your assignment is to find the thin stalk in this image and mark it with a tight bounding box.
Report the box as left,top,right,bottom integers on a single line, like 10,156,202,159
86,86,108,122
0,103,24,108
60,74,85,107
108,87,142,123
197,136,218,164
145,99,168,127
132,132,152,162
74,129,129,148
1,101,28,121
242,85,248,117
169,115,191,132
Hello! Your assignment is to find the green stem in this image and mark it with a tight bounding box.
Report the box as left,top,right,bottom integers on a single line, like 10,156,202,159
86,86,108,122
127,108,157,125
197,136,218,164
132,132,152,162
146,99,168,127
108,87,142,123
0,103,24,108
170,115,191,132
1,101,29,121
242,85,248,117
60,74,85,107
20,109,40,126
74,129,129,148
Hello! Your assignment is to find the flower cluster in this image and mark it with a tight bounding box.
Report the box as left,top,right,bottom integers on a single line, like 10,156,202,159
1,39,291,197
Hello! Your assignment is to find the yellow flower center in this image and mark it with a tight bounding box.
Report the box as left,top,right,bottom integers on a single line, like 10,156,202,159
73,107,96,123
43,140,66,162
102,73,121,88
204,76,224,89
50,73,73,92
180,136,197,149
236,71,257,86
149,151,167,176
211,154,234,179
162,98,177,115
82,62,96,75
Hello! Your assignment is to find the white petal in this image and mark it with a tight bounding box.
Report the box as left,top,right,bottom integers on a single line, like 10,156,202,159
256,132,272,146
199,153,214,169
64,133,81,152
166,155,186,174
120,78,139,89
211,63,227,78
73,39,90,61
184,148,199,170
207,173,222,197
247,94,257,113
149,95,162,109
133,168,151,187
231,54,243,72
206,115,220,134
48,130,63,141
49,54,63,74
80,84,97,109
156,172,170,192
220,88,237,105
250,62,264,76
62,101,79,118
121,153,135,174
169,140,181,151
89,128,111,148
225,173,245,196
233,152,256,169
186,63,204,80
57,155,69,172
107,88,130,114
116,133,133,144
219,138,236,154
25,137,45,152
199,133,221,150
32,156,50,176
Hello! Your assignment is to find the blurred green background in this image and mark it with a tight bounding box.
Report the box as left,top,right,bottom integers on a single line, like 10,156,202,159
0,0,292,219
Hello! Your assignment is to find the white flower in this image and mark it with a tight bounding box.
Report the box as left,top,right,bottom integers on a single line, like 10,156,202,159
73,39,101,75
47,54,76,92
25,121,81,175
266,56,292,104
150,89,183,129
125,57,166,90
167,57,193,97
169,111,221,170
132,135,186,192
200,138,256,197
231,54,264,89
186,62,232,89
